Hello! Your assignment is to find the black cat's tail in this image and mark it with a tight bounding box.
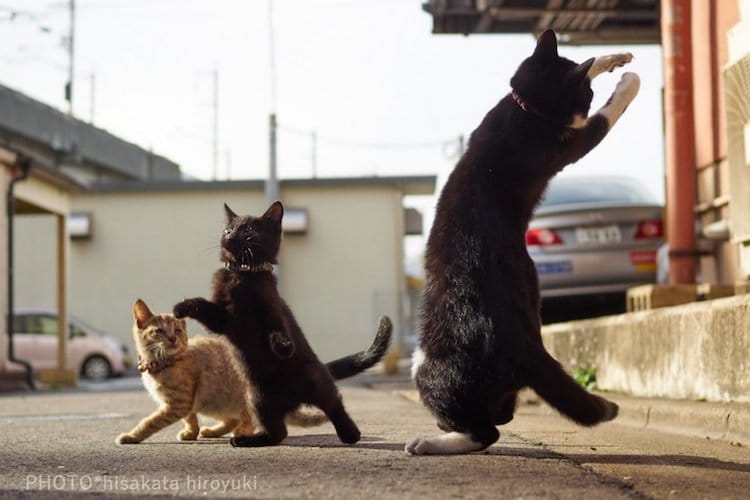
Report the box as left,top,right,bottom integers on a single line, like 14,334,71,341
524,348,618,426
325,316,393,380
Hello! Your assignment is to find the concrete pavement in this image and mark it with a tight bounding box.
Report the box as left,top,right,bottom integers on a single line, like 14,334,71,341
1,376,749,499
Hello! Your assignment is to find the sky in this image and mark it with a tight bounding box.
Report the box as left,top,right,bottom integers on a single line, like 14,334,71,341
0,0,665,267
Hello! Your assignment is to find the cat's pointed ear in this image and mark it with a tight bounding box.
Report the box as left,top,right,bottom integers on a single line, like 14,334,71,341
224,203,238,223
133,299,154,329
568,57,595,83
533,29,558,59
263,201,284,223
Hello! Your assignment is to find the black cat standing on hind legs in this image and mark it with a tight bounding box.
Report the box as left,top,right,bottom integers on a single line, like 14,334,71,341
174,201,392,448
407,30,640,455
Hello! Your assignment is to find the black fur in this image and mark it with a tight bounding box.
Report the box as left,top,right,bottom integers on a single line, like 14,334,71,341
414,30,620,450
174,202,392,447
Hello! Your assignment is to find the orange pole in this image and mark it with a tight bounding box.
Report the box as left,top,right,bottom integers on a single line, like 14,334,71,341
662,0,697,284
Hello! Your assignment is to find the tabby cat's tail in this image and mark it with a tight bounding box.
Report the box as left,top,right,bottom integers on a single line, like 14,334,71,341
325,316,393,380
525,348,618,426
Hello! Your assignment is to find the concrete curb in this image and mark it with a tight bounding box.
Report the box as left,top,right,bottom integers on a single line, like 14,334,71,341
391,385,749,447
606,392,750,446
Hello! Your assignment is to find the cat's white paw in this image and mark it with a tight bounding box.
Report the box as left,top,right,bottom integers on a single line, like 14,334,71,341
405,437,430,455
405,432,487,455
617,72,641,100
606,52,633,71
115,433,140,445
588,52,634,79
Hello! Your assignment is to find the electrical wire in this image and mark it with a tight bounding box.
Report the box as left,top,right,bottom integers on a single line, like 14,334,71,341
278,124,457,151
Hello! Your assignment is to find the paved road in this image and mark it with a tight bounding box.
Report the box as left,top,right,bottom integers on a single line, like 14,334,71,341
0,380,748,499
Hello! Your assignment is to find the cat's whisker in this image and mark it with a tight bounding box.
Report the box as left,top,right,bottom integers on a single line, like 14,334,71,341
197,244,220,256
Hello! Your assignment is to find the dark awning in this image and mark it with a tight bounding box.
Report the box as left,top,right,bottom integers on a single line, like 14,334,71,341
422,0,660,45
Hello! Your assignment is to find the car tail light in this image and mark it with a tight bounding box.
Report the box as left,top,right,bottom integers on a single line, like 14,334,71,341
526,227,562,246
634,219,663,239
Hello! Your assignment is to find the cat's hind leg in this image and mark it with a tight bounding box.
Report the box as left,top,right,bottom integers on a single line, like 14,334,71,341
177,413,200,441
494,391,519,426
308,368,360,444
318,398,360,444
199,418,239,438
405,430,494,455
229,404,288,447
406,415,499,455
407,358,499,455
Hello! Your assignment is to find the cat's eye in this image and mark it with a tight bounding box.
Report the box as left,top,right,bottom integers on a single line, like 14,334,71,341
223,229,231,235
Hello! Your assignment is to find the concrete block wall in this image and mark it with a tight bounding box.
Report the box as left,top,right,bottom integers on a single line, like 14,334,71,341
542,294,750,403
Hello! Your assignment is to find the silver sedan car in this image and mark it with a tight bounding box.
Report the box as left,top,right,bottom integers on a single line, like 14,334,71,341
528,176,663,318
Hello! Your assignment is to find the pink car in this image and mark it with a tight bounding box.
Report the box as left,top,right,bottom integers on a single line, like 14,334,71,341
7,309,132,381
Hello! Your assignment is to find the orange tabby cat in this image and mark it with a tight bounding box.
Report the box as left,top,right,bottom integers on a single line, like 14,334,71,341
116,299,324,444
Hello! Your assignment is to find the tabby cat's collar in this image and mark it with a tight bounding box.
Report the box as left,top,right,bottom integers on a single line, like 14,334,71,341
224,261,274,273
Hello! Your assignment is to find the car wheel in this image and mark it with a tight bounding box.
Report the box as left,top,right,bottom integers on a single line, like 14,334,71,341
81,355,112,381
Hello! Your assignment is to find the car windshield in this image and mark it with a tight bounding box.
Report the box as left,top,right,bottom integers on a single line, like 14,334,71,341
14,312,102,337
539,178,654,209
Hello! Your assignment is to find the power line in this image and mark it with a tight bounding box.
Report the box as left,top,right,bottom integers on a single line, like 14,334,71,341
278,124,458,151
47,0,198,10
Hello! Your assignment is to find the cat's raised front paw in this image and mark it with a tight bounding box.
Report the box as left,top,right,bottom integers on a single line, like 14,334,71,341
605,52,633,72
115,433,141,445
616,72,641,99
173,299,199,319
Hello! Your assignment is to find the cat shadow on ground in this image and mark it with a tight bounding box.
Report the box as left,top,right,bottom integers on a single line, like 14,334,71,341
123,438,750,473
484,446,750,474
281,434,387,448
134,434,390,448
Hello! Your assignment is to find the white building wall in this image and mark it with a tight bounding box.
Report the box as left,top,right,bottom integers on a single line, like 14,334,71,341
14,184,407,361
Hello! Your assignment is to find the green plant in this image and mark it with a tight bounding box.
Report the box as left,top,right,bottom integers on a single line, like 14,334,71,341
574,366,597,390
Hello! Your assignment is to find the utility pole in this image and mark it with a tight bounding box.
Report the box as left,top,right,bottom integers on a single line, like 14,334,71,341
268,113,278,202
89,72,95,124
266,0,279,204
311,130,317,178
212,69,219,180
66,0,75,115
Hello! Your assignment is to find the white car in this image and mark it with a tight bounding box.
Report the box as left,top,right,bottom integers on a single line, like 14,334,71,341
7,309,132,381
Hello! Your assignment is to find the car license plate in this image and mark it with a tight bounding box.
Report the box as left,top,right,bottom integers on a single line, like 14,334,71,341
575,225,621,244
536,261,573,274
